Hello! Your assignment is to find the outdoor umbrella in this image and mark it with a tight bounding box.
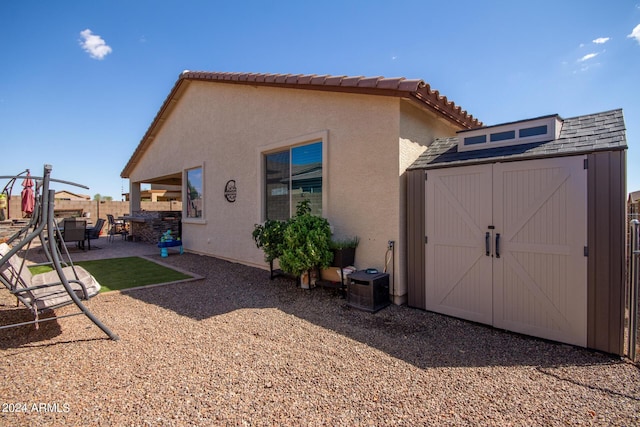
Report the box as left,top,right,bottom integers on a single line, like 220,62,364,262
21,170,35,217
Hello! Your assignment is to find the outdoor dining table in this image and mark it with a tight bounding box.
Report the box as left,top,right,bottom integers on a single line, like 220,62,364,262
56,222,94,251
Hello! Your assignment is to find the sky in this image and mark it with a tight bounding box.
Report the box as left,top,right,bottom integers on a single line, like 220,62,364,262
1,1,639,200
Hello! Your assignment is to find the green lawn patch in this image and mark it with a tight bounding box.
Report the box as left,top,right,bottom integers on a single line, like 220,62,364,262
29,257,193,292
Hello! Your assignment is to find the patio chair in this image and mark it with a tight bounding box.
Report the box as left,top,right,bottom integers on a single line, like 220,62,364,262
62,218,87,250
106,214,124,243
84,218,105,250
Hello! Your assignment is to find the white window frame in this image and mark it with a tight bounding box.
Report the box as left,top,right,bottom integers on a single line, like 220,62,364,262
184,163,206,224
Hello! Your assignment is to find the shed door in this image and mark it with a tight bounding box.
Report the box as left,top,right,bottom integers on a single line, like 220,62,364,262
425,156,587,346
425,165,494,324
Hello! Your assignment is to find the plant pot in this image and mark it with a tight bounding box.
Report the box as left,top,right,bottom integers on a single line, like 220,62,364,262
332,247,356,267
300,270,318,289
300,271,310,289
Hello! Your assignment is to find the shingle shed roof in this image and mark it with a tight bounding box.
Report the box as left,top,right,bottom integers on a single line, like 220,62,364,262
408,109,627,170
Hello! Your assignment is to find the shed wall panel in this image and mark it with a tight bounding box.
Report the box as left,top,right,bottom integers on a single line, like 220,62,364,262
587,151,626,355
406,170,425,309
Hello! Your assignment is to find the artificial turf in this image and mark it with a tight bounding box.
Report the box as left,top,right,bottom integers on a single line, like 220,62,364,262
29,256,193,292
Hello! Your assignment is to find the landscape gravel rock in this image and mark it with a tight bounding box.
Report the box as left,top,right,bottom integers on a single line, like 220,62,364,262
1,252,639,426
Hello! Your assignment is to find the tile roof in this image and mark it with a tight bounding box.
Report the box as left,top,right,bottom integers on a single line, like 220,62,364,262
179,71,482,129
407,109,627,170
122,70,482,178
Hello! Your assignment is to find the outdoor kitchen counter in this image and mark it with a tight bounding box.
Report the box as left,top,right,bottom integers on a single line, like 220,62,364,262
127,211,182,243
119,216,148,223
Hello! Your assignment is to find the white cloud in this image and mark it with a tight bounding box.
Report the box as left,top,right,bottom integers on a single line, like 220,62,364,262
579,53,598,62
628,24,640,45
79,29,112,60
593,37,610,44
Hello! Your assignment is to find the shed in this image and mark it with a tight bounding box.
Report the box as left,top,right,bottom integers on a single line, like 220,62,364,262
406,109,628,354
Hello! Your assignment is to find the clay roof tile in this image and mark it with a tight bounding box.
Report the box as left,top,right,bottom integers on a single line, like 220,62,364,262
285,75,300,84
324,76,345,86
376,77,404,89
357,76,381,87
397,79,423,92
274,74,289,84
310,75,329,85
296,74,315,84
340,76,365,87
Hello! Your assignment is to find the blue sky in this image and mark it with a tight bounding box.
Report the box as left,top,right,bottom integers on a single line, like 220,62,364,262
1,1,639,200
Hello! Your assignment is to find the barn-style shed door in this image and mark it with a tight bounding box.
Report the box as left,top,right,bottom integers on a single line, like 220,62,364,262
425,156,588,346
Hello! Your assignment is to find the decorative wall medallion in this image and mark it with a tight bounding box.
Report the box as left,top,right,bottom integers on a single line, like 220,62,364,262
224,180,237,202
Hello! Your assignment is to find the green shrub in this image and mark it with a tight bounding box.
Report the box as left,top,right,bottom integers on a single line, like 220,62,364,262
279,199,333,277
252,219,287,263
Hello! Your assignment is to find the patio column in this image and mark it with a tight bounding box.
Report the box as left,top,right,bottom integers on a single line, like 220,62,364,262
129,182,141,214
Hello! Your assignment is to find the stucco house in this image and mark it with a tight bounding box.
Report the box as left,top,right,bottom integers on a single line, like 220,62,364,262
121,71,481,304
54,190,91,201
123,184,182,202
121,71,630,354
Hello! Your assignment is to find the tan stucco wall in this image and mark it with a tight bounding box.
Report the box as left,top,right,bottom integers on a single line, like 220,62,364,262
392,102,462,303
128,81,462,301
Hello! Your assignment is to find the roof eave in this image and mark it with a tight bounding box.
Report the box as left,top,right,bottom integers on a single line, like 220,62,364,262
122,71,482,178
121,77,190,178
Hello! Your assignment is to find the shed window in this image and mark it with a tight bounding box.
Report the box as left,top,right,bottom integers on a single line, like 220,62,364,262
520,125,547,138
490,130,516,142
464,135,487,146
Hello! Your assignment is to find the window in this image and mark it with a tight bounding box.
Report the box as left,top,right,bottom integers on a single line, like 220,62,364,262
264,141,322,220
185,167,203,219
458,116,560,152
519,125,547,138
464,135,487,146
490,130,515,142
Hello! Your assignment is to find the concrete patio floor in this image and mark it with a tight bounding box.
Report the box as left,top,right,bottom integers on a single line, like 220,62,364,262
22,234,163,264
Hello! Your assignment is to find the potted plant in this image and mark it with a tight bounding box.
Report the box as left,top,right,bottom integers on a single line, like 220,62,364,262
279,199,333,288
252,219,287,279
330,236,359,267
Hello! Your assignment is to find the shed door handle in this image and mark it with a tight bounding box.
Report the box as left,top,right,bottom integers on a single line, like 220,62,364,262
485,232,490,256
495,233,501,259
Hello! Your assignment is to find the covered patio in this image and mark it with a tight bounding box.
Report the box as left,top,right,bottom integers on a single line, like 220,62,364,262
123,171,183,243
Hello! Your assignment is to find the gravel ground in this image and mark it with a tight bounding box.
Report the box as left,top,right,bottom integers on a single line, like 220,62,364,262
1,252,639,426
